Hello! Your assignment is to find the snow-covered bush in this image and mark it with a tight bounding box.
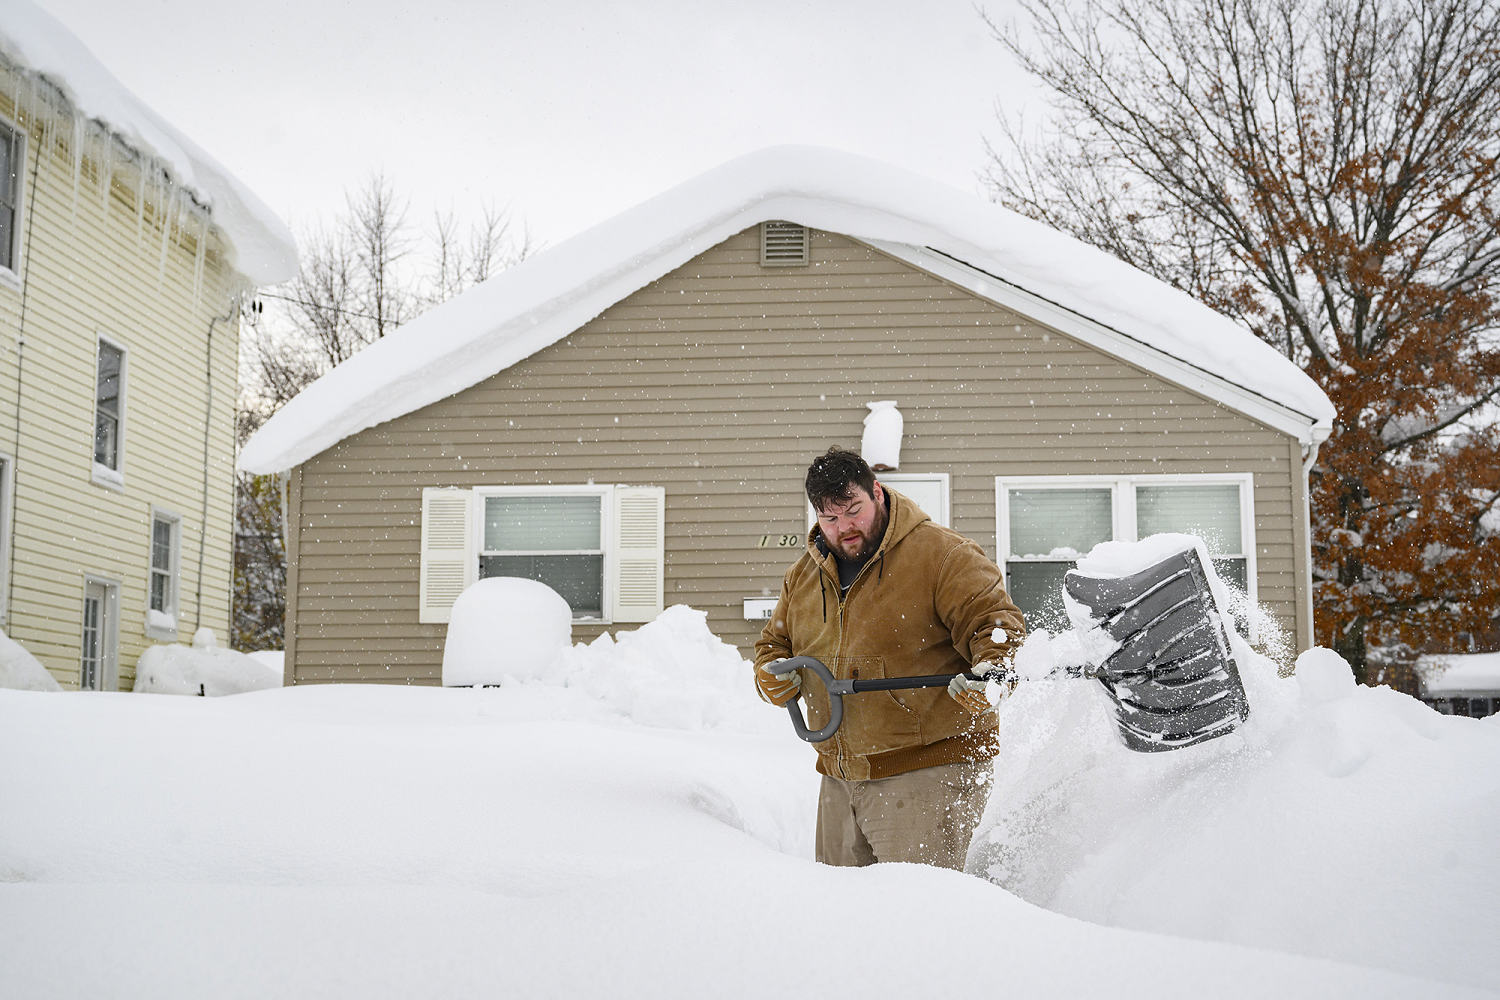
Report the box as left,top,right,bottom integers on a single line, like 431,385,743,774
133,630,282,696
442,577,572,686
0,629,61,691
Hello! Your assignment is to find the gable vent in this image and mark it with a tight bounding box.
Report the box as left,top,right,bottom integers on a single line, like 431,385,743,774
761,221,810,266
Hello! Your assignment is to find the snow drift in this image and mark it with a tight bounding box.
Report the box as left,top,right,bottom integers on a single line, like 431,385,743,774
0,629,60,691
132,630,282,697
2,596,1495,996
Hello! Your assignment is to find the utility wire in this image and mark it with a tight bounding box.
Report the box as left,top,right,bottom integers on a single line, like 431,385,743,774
252,290,394,324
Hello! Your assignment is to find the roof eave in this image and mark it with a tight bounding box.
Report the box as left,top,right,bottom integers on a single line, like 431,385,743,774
870,240,1333,447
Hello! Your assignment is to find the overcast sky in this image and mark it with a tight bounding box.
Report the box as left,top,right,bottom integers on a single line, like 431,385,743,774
34,0,1038,251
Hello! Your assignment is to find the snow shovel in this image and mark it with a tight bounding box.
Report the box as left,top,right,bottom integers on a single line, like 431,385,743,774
1063,546,1250,752
778,656,988,743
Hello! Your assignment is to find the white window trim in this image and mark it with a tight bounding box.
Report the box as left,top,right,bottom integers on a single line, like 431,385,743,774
91,332,128,489
995,473,1258,640
473,484,617,624
804,472,952,529
0,113,24,292
145,506,182,641
879,472,951,527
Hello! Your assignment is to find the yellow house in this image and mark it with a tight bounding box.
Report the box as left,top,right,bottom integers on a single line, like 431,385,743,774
0,6,297,689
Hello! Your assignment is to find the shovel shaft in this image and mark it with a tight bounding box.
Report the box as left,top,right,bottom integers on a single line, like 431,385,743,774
851,673,975,692
778,656,981,743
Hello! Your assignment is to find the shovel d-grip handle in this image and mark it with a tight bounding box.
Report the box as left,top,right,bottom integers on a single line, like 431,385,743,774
778,655,983,743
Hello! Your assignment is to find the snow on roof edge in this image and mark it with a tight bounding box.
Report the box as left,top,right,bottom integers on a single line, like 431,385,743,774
0,2,297,285
915,244,1332,431
239,144,1335,474
1418,652,1500,696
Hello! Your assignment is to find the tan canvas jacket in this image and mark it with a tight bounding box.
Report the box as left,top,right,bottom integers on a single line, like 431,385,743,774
755,488,1026,780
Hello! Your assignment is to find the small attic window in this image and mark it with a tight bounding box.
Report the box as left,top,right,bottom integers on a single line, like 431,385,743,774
760,221,810,267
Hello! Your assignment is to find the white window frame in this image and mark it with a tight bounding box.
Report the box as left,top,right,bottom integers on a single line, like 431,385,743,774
804,472,952,529
0,114,23,290
473,484,616,624
91,333,128,489
145,507,182,640
995,473,1258,640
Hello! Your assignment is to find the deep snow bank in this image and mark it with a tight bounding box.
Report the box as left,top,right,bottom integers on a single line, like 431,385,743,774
2,594,1496,995
977,631,1499,987
133,630,282,696
0,630,60,691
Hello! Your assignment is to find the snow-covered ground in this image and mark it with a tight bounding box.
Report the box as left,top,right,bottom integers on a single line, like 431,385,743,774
2,604,1497,997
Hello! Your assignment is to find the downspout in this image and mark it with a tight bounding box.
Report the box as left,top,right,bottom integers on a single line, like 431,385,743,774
1300,430,1327,652
194,299,238,634
7,122,43,623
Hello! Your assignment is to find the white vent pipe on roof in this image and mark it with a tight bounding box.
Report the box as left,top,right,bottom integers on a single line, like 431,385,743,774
861,400,903,471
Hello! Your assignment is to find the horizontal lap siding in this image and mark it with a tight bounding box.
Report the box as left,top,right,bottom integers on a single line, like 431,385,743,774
0,93,240,688
290,228,1304,684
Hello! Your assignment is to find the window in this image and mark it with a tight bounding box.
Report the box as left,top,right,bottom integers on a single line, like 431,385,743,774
1003,486,1114,633
997,474,1256,635
0,118,19,276
418,485,665,625
93,337,126,484
147,510,181,636
480,490,608,619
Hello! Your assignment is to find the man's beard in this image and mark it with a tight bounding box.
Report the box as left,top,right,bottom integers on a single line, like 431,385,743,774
835,503,888,563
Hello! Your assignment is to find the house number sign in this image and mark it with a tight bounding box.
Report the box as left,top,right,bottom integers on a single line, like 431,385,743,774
757,534,802,548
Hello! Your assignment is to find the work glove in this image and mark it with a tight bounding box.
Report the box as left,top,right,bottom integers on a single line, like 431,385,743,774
948,661,1016,715
755,659,802,706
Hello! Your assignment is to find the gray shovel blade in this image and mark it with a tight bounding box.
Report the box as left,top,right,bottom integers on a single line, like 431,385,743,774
1064,547,1250,752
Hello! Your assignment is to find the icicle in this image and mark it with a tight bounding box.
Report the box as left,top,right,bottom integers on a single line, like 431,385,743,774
157,184,177,289
190,211,208,309
135,168,146,246
98,136,113,218
69,114,84,222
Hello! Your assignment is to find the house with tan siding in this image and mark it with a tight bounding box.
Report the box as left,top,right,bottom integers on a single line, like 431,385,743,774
0,5,296,689
242,146,1333,686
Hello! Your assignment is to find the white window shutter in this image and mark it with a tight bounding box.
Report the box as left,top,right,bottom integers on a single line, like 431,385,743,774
420,488,473,624
610,486,665,623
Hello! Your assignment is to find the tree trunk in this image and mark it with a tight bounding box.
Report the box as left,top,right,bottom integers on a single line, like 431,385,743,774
1332,619,1369,685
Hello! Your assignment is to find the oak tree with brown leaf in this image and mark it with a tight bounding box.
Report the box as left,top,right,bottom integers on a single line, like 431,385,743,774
984,0,1500,681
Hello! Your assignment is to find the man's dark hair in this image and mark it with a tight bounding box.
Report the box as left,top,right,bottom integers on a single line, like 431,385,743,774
805,447,876,512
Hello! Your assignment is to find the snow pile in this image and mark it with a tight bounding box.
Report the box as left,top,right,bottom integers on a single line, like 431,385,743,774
441,577,573,686
0,1,296,284
240,145,1333,473
977,533,1500,979
2,584,1497,995
551,604,778,732
975,632,1499,987
132,630,282,696
464,602,777,733
0,629,60,691
247,650,284,677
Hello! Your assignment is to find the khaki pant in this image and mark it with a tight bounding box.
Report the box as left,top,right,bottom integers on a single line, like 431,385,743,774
815,759,992,871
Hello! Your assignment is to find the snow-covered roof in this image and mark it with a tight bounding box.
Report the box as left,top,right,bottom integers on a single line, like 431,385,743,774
0,2,296,285
239,145,1335,473
1419,652,1500,696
